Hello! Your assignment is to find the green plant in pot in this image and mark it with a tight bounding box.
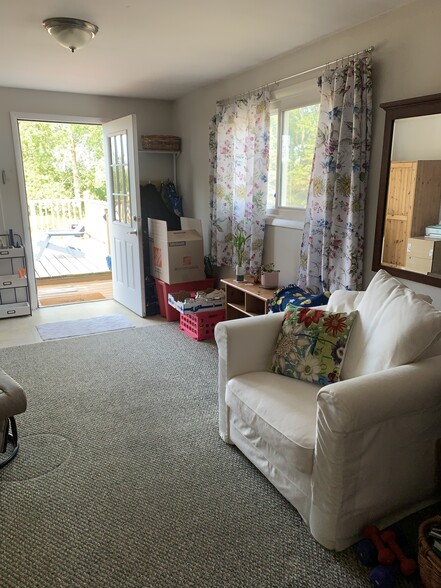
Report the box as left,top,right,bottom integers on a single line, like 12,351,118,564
260,262,280,289
232,227,250,282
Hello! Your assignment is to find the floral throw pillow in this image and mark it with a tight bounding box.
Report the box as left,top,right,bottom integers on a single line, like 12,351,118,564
271,305,358,385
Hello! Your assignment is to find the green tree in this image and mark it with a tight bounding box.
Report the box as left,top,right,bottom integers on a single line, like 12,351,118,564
285,104,320,208
18,121,106,202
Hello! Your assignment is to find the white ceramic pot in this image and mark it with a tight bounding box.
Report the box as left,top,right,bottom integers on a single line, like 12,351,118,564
235,265,245,282
260,270,279,289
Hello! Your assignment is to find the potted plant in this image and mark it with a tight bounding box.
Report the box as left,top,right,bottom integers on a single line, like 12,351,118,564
260,262,280,289
232,227,250,282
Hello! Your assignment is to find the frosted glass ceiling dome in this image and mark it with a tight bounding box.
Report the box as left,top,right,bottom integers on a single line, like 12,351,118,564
42,17,99,53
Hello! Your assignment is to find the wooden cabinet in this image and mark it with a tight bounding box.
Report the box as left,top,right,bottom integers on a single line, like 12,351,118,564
382,160,441,268
0,236,31,318
221,278,275,320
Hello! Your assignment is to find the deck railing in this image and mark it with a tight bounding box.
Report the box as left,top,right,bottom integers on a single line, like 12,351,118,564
28,199,87,233
28,198,108,239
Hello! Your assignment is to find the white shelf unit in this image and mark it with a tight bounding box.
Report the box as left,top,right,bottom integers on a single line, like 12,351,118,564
138,150,180,185
0,235,31,318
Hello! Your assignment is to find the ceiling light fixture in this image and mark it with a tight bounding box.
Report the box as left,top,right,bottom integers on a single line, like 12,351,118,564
42,17,99,53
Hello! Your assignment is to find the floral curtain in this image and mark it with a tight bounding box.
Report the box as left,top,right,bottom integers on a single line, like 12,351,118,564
209,90,270,274
297,55,373,292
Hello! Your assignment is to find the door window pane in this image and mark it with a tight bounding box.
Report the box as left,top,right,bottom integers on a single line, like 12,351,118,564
110,131,131,225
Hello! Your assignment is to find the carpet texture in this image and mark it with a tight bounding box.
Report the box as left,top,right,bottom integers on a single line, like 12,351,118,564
36,314,134,340
0,325,433,587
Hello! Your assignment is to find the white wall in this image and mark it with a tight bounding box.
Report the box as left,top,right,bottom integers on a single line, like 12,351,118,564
0,86,173,236
172,0,441,307
392,115,441,160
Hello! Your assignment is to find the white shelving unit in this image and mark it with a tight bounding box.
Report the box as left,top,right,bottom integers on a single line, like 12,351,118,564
0,234,31,318
138,150,180,185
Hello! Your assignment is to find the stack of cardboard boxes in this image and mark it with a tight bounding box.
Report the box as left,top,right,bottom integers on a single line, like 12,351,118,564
148,217,216,321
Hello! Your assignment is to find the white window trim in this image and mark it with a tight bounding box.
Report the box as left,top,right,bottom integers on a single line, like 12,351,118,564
266,77,319,228
265,215,304,230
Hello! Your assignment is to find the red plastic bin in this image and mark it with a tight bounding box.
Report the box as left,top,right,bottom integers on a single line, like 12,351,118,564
154,277,215,321
179,309,225,341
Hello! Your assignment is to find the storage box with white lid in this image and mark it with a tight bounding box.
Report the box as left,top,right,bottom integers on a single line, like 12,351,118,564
168,289,225,314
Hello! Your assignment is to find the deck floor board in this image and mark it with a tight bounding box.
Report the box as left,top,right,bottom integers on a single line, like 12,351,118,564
31,234,112,306
33,235,109,278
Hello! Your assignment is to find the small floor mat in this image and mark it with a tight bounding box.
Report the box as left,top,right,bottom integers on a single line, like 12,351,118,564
36,314,135,341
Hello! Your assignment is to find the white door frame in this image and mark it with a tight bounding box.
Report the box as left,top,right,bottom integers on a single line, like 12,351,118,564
10,112,109,310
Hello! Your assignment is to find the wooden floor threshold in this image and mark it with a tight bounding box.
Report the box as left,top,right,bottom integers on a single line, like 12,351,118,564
37,273,113,307
36,271,111,286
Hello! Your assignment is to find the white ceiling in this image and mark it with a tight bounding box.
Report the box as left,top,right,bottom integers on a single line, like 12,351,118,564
0,0,415,101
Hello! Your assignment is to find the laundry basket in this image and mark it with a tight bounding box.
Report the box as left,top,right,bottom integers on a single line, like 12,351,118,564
418,515,441,587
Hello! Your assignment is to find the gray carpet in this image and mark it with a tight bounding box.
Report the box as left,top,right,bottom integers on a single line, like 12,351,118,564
0,324,431,587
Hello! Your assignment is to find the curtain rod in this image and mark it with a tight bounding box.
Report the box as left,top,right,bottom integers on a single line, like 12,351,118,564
218,45,374,105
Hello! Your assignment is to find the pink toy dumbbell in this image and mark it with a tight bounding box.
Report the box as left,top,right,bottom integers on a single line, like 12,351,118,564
363,525,395,565
380,529,417,576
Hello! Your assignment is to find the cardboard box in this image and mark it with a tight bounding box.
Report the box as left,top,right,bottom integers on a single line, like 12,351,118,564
148,217,205,284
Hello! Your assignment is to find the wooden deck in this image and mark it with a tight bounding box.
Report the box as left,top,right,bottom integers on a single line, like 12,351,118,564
33,233,109,278
31,232,113,307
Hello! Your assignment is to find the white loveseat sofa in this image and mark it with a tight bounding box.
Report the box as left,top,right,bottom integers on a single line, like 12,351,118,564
215,270,441,550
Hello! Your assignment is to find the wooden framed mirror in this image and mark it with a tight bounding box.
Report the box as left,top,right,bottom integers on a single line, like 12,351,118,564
373,93,441,287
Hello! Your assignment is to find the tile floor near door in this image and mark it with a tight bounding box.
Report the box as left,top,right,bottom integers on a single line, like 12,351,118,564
0,300,165,348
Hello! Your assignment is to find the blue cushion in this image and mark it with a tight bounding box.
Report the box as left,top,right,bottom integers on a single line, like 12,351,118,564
268,285,330,313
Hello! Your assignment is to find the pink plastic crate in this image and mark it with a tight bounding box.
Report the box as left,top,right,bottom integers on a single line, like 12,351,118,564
179,309,225,341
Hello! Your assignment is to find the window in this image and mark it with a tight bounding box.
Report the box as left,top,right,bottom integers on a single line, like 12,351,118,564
267,79,320,222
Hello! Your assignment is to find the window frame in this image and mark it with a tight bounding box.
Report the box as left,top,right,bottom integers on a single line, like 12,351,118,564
266,78,320,226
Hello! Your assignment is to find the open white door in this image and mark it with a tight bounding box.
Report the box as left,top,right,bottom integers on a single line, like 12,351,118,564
103,115,145,317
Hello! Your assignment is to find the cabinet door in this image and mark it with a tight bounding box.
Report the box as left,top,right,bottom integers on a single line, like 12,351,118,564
383,162,416,267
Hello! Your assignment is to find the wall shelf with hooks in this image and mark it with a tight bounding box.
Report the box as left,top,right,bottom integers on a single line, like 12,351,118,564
138,150,180,185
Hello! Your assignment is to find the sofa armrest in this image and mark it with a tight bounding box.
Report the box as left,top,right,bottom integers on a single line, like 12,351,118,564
215,313,284,442
310,355,441,550
318,355,441,433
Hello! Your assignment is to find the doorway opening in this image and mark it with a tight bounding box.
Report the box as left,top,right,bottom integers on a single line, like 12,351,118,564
17,120,113,307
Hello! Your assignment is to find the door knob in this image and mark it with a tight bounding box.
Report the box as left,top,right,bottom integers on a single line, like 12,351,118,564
129,230,138,235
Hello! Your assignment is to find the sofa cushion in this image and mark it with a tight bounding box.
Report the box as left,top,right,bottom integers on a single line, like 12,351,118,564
226,371,319,475
271,305,358,385
341,270,441,379
327,289,432,314
327,290,365,313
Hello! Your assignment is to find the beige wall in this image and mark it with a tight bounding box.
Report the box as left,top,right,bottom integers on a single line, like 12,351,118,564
172,0,441,307
0,87,173,235
392,115,441,160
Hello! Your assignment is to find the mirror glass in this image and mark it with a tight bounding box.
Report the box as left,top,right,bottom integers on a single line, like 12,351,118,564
373,94,441,287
